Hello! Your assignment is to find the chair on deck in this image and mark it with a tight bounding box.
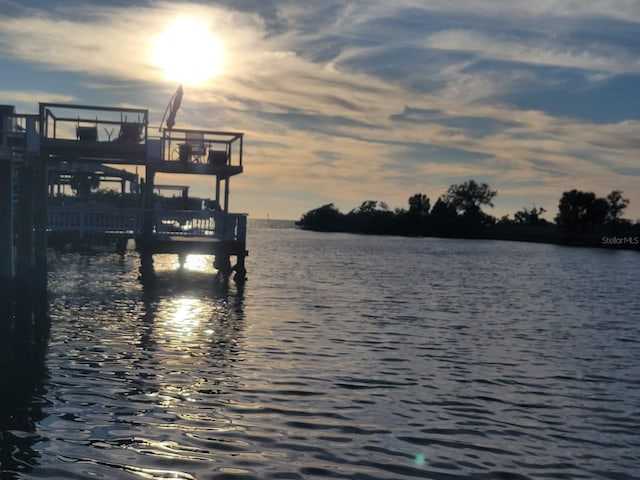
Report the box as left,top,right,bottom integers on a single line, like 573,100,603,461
180,132,206,163
208,148,229,166
116,123,143,144
77,125,98,142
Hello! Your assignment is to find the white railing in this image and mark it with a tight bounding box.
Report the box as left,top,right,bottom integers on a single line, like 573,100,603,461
156,210,247,242
48,206,143,234
155,209,215,235
47,205,248,242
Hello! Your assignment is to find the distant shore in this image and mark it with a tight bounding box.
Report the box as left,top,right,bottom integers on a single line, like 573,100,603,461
295,184,640,252
295,207,639,251
297,223,640,251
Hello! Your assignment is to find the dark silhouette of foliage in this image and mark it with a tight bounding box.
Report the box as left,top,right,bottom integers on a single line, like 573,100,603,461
435,180,497,234
606,190,630,225
513,206,548,225
408,193,430,216
397,193,431,235
350,200,389,215
295,203,346,231
296,182,637,250
347,200,394,234
442,180,497,216
429,198,460,235
555,189,609,231
439,180,497,233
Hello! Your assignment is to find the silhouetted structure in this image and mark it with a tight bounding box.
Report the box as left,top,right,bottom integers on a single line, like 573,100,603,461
1,101,249,286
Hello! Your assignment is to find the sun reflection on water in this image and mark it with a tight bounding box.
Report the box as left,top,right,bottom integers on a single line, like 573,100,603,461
182,254,211,272
165,297,201,338
150,254,214,273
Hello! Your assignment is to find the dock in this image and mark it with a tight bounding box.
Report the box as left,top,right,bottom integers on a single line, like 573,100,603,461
0,101,248,287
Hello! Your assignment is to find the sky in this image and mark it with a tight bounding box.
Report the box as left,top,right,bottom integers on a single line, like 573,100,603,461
1,0,639,221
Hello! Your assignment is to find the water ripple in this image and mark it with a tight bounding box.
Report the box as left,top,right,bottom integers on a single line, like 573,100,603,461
1,229,639,479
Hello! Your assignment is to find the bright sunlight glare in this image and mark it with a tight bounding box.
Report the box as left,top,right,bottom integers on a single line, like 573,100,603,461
152,18,224,86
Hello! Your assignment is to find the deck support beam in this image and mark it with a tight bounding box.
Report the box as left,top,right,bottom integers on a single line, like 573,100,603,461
214,254,232,277
0,156,13,281
233,252,247,283
142,168,156,245
16,165,34,285
224,176,230,213
215,177,221,210
33,154,48,275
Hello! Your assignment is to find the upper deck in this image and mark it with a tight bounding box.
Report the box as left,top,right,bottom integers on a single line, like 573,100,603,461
39,103,149,164
38,103,244,177
154,128,243,176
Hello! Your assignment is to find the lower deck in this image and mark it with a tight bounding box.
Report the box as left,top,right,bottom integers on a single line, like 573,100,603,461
136,235,247,257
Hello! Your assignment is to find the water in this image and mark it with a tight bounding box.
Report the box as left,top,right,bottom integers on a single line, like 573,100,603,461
2,222,640,479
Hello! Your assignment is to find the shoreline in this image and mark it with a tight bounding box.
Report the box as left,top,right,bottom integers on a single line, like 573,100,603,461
296,224,640,251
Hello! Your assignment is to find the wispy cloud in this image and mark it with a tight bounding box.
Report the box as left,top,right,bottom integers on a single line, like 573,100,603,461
0,90,75,105
425,29,640,75
0,0,639,219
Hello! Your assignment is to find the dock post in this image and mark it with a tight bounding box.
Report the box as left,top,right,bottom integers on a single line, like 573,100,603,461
32,153,48,276
0,108,15,283
214,254,232,277
223,176,230,212
142,168,156,247
233,215,247,282
16,164,35,288
234,253,247,282
0,157,13,282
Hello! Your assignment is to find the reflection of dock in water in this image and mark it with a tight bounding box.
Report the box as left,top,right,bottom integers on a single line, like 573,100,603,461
1,100,249,288
0,246,246,477
0,286,50,476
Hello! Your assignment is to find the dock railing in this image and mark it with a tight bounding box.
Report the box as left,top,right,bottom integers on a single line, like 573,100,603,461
48,205,247,242
161,128,243,168
155,210,247,241
154,209,215,235
39,103,149,145
48,205,144,235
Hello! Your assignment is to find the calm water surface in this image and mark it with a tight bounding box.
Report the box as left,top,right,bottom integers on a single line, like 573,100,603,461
1,222,639,479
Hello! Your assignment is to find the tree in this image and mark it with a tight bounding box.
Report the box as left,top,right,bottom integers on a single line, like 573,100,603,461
513,205,547,225
442,180,497,216
296,203,345,231
606,190,630,224
408,193,430,216
429,198,458,233
440,180,498,230
347,200,394,234
350,200,388,215
555,189,608,231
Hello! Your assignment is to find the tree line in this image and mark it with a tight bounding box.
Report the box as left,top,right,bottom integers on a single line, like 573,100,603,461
296,180,640,249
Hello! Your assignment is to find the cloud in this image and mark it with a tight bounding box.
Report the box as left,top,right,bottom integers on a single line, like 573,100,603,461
393,0,640,24
0,2,269,85
0,90,75,106
0,0,639,219
425,29,640,75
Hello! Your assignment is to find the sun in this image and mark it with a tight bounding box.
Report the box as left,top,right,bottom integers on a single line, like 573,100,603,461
152,18,224,86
